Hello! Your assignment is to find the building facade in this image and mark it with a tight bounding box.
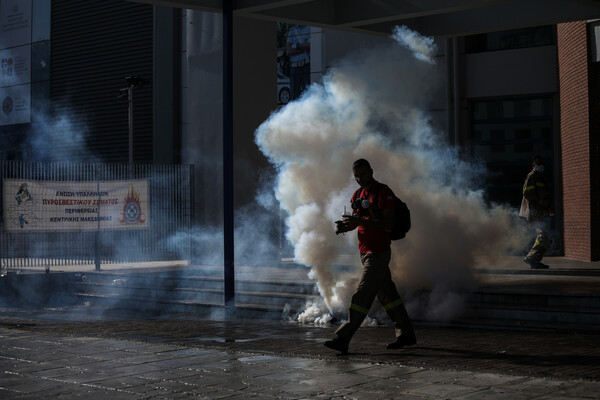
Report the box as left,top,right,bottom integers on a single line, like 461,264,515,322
0,1,597,260
0,0,156,163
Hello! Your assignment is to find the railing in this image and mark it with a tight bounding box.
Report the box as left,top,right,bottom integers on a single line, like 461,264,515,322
0,161,193,270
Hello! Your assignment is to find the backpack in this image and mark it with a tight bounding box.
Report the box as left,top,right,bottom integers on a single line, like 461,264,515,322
352,183,411,240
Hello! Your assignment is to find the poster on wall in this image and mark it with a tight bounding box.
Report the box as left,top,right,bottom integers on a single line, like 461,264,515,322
0,0,31,48
0,83,29,125
0,44,30,87
3,179,150,232
277,23,311,105
0,0,31,126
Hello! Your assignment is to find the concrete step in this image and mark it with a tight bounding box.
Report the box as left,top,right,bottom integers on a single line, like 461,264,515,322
2,263,600,332
463,292,600,331
75,283,316,309
69,271,317,295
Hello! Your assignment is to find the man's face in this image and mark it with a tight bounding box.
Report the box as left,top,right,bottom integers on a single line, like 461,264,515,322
353,166,373,188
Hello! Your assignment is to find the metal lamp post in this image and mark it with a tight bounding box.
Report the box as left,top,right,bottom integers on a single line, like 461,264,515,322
118,76,148,164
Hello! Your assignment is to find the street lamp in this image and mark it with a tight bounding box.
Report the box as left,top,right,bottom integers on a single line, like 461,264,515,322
118,76,148,164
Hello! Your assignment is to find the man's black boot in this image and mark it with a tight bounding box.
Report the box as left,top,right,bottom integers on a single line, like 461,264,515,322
387,334,417,349
530,260,549,269
324,336,349,354
525,257,549,269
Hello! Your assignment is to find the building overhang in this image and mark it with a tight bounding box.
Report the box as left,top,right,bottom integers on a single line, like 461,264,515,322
131,0,600,37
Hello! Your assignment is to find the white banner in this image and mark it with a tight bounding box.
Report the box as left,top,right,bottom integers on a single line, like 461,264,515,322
3,179,150,232
1,0,31,48
0,44,30,87
0,83,29,125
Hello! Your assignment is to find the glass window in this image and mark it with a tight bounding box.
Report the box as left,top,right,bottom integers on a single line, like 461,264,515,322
471,96,554,208
466,26,555,53
32,0,51,42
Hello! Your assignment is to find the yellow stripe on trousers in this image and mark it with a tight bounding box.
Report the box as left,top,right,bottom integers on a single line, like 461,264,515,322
383,298,404,311
349,303,370,315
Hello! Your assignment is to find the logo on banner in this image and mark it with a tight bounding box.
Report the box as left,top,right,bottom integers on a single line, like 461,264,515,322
1,57,13,78
119,186,146,225
2,96,13,115
8,182,38,229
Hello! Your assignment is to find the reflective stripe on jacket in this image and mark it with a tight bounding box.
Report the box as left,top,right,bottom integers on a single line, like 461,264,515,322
519,170,550,222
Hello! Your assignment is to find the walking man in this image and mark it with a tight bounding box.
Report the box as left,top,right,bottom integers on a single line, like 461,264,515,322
520,155,552,269
326,159,416,354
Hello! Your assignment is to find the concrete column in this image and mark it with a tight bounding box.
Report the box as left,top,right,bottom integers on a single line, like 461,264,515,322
153,6,181,164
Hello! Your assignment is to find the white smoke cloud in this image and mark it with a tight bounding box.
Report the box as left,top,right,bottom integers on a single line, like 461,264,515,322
256,26,528,324
28,111,99,163
391,25,437,64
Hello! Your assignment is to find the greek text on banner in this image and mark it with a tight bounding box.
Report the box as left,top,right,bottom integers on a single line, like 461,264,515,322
3,179,149,232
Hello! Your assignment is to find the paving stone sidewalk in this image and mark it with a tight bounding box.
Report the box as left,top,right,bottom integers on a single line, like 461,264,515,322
1,311,599,399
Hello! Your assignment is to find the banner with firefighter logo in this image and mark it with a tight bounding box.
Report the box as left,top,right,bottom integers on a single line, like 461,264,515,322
3,179,149,232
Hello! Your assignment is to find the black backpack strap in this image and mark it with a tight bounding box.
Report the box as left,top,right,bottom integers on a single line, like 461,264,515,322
369,183,384,219
371,182,381,209
352,187,362,201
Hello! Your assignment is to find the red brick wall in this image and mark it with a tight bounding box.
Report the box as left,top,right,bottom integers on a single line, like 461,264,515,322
557,21,594,261
588,37,600,261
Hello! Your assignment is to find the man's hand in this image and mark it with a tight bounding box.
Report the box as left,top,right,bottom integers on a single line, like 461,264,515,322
335,216,359,234
341,209,394,232
342,214,361,228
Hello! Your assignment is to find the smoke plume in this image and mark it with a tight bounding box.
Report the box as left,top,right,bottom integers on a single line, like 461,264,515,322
27,110,99,163
255,26,528,323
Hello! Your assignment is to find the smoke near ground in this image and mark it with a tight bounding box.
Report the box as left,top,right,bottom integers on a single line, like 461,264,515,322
255,26,529,324
1,24,530,325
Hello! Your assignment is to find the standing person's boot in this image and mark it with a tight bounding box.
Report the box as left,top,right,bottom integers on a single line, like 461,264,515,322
524,230,550,269
525,257,549,269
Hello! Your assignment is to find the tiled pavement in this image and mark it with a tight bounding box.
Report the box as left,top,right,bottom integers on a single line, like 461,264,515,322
1,312,599,399
1,255,599,398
